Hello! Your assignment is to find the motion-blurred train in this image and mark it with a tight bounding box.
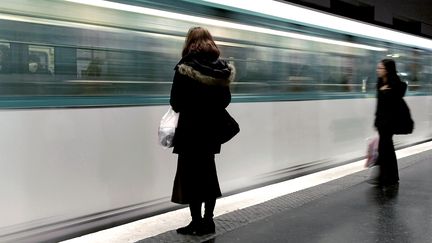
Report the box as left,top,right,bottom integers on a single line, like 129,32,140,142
1,0,431,242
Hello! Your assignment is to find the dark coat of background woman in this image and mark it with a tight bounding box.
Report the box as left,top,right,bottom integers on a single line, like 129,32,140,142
373,59,405,186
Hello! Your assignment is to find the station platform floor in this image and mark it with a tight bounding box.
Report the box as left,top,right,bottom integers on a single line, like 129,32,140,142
63,141,432,243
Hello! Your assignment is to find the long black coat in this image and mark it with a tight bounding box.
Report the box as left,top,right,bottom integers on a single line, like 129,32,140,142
374,80,407,132
170,54,235,154
373,80,407,185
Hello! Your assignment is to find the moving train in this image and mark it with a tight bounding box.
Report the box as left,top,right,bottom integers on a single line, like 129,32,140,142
0,0,431,242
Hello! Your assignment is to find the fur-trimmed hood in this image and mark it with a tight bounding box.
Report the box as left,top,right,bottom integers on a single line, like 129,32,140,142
175,56,235,86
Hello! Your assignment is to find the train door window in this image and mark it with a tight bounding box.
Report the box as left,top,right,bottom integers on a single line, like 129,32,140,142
0,42,11,73
406,48,423,92
28,45,54,74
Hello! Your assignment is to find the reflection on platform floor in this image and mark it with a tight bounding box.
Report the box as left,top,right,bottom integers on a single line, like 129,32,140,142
210,150,432,243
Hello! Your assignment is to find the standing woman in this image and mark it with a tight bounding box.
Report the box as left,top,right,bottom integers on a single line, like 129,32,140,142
373,59,406,186
170,27,235,235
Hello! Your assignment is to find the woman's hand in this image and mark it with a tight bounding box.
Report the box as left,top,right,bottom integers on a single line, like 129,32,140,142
380,84,390,90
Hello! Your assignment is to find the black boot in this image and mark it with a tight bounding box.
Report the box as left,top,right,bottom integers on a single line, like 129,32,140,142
177,202,202,235
176,220,202,235
198,217,215,235
197,200,216,235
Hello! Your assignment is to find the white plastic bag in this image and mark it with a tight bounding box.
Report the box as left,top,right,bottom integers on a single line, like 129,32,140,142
158,107,179,148
365,136,379,168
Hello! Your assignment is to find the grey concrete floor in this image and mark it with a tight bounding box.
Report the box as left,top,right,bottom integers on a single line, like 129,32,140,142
139,150,432,243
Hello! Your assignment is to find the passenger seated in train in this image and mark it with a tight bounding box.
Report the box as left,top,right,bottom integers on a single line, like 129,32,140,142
83,58,102,78
28,54,50,74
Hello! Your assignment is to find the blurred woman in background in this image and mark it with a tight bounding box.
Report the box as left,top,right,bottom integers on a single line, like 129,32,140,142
373,59,406,186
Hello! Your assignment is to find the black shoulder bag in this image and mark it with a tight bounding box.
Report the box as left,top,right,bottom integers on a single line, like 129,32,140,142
219,109,240,144
393,98,414,135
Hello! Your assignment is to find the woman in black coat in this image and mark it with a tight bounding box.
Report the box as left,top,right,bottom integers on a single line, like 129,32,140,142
373,59,406,186
170,27,235,235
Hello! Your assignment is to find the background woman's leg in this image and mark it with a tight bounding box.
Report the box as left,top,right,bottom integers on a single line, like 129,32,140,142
378,130,399,185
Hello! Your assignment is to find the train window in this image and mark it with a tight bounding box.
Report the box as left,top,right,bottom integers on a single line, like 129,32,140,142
28,45,54,74
403,48,425,93
381,47,431,94
77,49,106,79
74,48,175,96
0,43,10,73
